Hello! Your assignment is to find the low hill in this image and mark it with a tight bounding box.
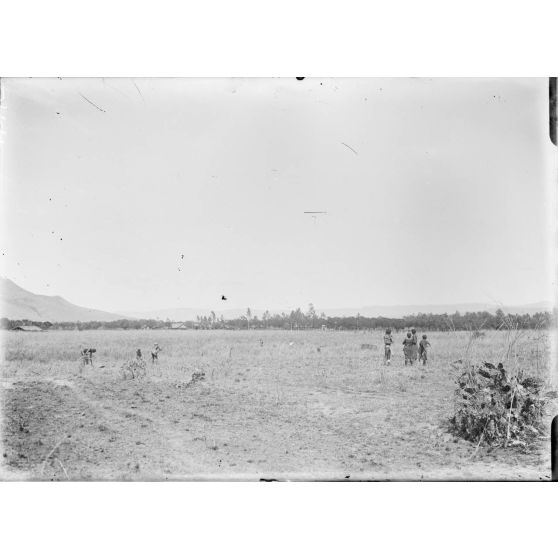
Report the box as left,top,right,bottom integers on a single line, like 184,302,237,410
0,278,127,322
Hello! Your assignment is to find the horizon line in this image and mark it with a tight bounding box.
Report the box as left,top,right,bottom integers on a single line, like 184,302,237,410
1,277,552,316
114,300,553,313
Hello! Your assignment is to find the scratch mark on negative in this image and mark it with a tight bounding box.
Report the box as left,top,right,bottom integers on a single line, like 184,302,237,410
79,93,106,113
132,79,145,102
341,142,358,155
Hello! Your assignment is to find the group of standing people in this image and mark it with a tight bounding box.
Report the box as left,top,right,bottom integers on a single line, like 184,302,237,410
383,328,430,366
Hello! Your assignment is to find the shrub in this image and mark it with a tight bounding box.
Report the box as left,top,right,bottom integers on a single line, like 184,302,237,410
121,359,147,380
186,369,206,388
450,361,553,448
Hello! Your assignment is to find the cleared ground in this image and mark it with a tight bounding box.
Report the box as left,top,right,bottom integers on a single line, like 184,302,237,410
0,329,554,480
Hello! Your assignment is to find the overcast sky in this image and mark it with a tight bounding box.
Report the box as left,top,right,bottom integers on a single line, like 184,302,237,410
1,78,553,313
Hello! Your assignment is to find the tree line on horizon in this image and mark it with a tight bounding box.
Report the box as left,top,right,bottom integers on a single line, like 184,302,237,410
1,304,556,331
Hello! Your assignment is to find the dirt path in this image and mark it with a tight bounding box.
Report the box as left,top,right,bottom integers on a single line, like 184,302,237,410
2,376,223,480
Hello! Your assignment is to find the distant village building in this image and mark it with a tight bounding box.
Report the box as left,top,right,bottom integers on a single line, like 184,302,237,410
11,325,45,332
169,322,188,330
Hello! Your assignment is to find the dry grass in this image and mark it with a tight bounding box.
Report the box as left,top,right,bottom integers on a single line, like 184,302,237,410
0,329,554,480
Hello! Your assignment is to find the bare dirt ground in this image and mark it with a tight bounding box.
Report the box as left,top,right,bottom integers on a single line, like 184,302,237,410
0,329,554,480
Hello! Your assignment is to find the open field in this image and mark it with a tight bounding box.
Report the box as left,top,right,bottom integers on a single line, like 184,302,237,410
1,329,555,480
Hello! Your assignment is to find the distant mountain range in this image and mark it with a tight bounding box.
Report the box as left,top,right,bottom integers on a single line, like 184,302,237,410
1,277,552,322
0,278,127,322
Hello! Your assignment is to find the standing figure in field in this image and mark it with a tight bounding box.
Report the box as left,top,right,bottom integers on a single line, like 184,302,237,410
383,328,393,365
151,343,162,363
410,328,418,362
402,332,414,365
81,348,96,366
136,348,143,360
418,335,431,365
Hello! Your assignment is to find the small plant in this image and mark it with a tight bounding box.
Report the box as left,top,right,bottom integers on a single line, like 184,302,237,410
17,416,30,433
396,379,407,392
185,369,206,388
377,367,386,385
121,359,147,380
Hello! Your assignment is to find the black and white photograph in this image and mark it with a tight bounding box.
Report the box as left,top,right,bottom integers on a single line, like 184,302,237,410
1,76,556,481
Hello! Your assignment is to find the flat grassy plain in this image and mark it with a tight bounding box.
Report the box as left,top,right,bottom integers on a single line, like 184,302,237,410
0,329,555,480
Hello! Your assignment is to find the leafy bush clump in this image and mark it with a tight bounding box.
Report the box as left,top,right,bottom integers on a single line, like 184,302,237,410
186,369,206,388
121,359,147,380
450,362,553,448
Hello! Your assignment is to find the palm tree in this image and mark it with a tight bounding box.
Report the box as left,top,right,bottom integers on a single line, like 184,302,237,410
246,308,252,329
263,310,270,329
307,303,317,329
